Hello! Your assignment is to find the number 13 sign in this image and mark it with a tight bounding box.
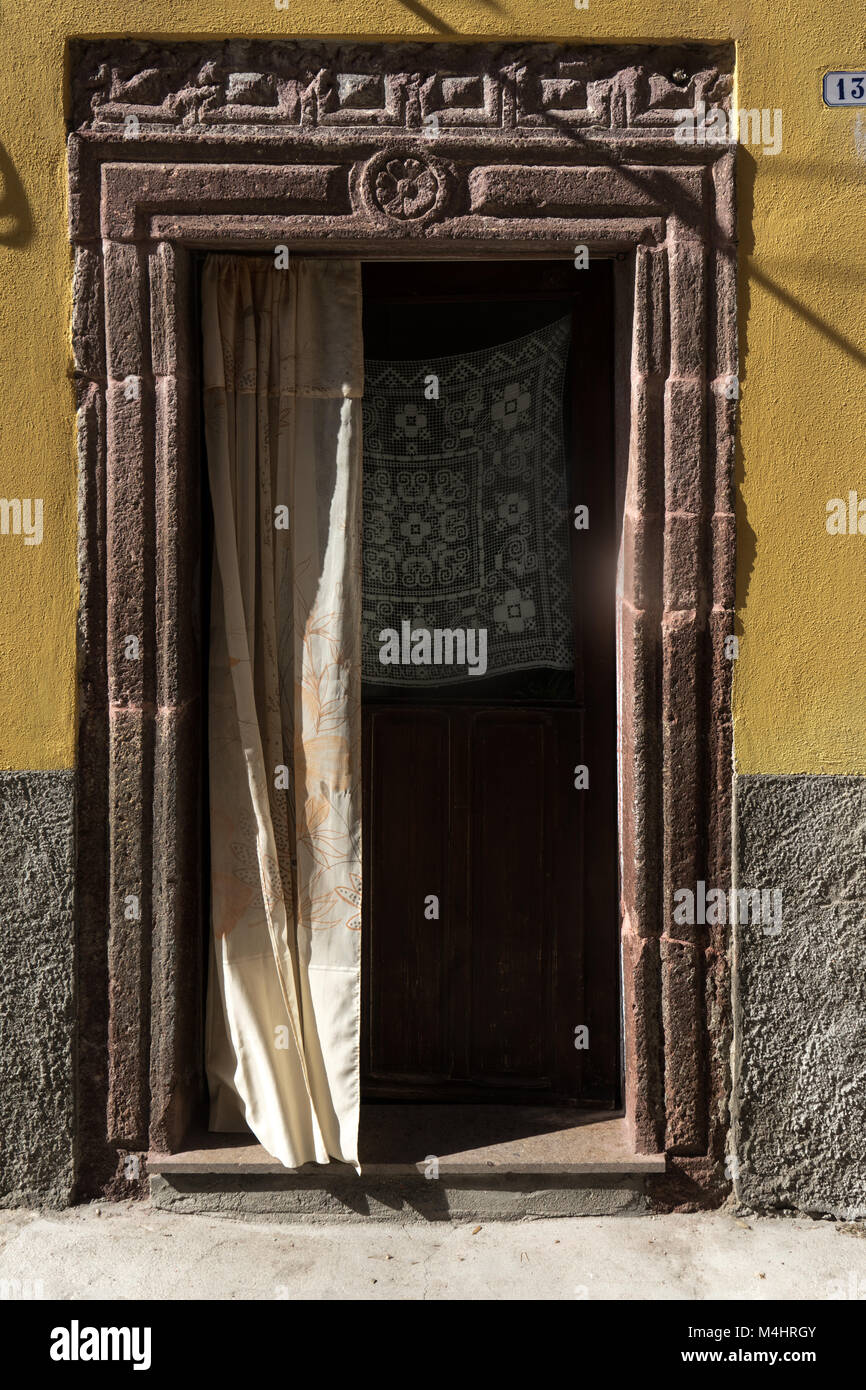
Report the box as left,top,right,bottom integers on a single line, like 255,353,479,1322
824,72,866,106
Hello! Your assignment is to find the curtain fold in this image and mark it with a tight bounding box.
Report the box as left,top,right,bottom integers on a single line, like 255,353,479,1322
202,254,363,1169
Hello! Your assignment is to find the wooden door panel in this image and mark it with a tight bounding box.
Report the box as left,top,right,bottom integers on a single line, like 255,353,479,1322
467,712,550,1087
550,709,586,1092
362,709,451,1083
362,704,591,1101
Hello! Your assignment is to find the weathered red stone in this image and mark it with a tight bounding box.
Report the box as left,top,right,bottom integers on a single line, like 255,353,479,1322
69,39,737,1202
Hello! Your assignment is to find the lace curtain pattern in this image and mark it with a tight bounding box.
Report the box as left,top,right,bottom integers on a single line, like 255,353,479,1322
362,317,575,684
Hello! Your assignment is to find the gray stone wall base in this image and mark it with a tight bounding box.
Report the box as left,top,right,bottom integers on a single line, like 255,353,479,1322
0,771,76,1207
5,766,866,1218
734,774,866,1219
149,1173,647,1221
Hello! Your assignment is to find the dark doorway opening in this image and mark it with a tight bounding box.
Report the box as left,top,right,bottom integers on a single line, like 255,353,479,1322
194,257,621,1160
359,261,620,1109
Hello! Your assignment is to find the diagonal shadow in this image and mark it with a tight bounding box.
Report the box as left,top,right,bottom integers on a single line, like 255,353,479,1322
545,124,866,371
542,111,715,237
395,0,459,33
0,142,34,248
747,264,866,370
395,0,509,25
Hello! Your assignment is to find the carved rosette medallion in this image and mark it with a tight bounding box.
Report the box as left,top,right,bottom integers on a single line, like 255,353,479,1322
355,149,454,229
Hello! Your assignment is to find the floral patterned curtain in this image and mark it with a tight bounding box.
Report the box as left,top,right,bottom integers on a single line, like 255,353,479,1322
202,255,363,1168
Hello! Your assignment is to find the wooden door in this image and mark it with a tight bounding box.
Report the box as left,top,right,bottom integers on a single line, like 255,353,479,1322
360,262,618,1106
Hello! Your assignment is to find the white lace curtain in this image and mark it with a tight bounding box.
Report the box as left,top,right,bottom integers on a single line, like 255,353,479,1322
361,318,574,684
202,255,363,1168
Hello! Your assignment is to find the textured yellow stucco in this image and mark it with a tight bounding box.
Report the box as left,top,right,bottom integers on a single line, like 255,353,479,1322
0,3,863,771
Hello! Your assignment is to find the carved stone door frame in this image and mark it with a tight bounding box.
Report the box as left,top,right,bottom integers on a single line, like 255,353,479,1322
70,40,736,1200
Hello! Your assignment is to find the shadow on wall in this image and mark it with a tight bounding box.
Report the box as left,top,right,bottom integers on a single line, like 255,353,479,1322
395,0,507,32
0,143,33,247
396,0,459,31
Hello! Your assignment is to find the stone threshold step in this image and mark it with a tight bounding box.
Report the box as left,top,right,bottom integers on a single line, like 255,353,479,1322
148,1107,665,1178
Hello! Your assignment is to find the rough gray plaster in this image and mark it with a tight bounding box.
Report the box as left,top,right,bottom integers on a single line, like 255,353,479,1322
733,774,866,1218
0,771,76,1206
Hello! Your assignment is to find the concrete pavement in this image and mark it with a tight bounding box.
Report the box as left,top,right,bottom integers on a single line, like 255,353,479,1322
1,1206,866,1300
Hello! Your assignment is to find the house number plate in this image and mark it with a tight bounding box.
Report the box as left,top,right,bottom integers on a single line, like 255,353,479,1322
823,72,866,106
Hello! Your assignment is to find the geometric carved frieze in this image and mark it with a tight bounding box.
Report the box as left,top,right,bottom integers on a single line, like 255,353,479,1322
68,41,736,246
71,40,733,139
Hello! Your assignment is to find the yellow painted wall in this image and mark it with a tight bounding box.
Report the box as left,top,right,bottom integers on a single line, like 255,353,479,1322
0,2,863,772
